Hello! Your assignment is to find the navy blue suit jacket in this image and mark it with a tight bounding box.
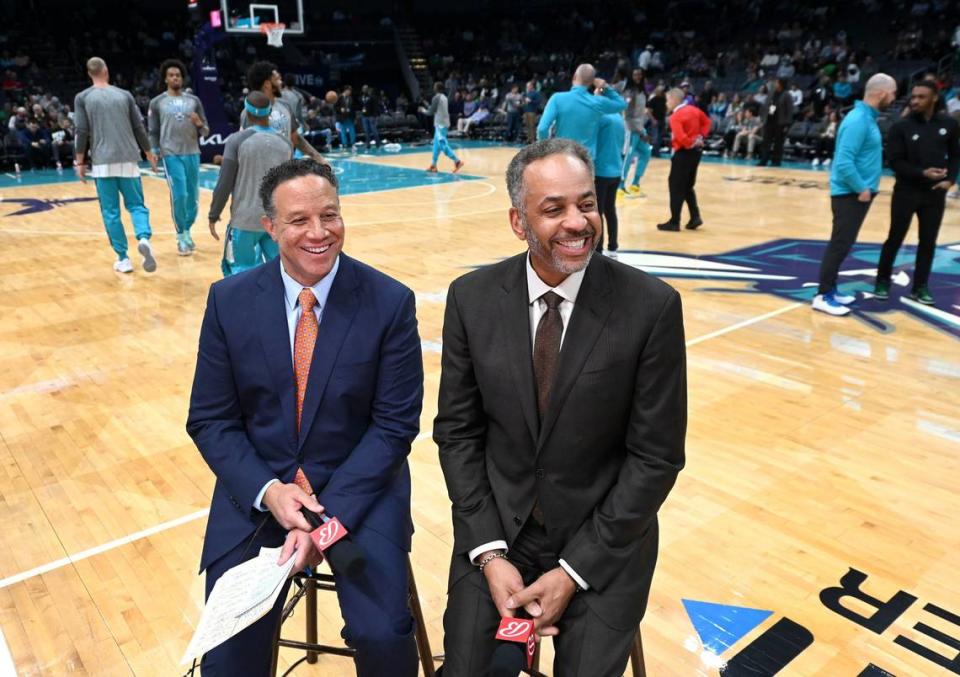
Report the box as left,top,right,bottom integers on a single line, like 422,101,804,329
187,255,423,572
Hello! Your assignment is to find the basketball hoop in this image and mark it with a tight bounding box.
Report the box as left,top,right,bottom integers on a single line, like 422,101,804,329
260,22,286,47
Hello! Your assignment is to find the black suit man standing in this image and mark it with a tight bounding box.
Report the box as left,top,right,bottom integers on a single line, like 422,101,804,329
434,139,687,676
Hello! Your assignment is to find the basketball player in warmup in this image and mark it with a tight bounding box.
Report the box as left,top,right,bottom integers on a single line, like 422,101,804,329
621,68,652,198
209,91,293,276
241,61,326,166
74,56,159,274
279,76,307,158
148,59,209,256
420,82,464,173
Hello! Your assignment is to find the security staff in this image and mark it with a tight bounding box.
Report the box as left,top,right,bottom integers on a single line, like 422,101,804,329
875,81,959,306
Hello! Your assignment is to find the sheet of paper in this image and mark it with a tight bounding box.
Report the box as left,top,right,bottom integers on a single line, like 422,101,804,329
181,546,297,665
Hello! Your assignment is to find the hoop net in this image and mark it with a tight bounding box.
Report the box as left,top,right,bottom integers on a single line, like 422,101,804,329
261,22,286,47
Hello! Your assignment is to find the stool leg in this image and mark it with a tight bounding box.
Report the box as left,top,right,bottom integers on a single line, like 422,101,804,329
629,629,646,677
306,578,318,664
407,558,435,677
270,622,281,676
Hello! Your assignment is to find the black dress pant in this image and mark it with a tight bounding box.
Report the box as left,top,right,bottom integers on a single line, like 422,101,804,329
760,123,786,165
668,148,702,224
441,520,636,677
876,185,946,290
594,176,620,252
818,193,874,294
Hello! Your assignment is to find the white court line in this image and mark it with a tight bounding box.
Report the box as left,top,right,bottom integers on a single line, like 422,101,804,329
0,626,15,677
0,303,804,588
0,508,209,590
685,302,804,347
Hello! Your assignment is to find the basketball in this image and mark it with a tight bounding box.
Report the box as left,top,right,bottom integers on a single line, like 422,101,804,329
325,90,338,104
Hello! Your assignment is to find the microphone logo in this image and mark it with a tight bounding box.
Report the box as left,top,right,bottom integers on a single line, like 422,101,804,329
526,633,536,665
496,618,534,641
311,517,349,552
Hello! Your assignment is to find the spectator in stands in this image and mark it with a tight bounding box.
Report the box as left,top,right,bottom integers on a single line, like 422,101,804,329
336,85,357,151
638,44,654,71
18,118,51,169
833,73,853,105
730,109,762,160
696,81,717,111
448,91,464,125
812,110,838,167
457,97,491,136
359,84,380,150
522,80,542,144
680,81,695,105
789,83,804,109
503,84,523,142
51,116,74,167
708,93,729,129
7,105,26,131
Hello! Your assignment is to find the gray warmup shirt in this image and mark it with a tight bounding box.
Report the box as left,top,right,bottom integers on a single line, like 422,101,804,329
74,85,150,163
208,126,293,231
425,93,450,128
624,88,648,133
279,88,305,129
148,92,209,156
239,98,294,140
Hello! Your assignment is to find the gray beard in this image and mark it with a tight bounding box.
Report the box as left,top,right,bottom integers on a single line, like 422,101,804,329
522,215,594,276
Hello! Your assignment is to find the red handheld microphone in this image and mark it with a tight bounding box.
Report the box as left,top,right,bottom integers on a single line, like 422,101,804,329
490,617,536,675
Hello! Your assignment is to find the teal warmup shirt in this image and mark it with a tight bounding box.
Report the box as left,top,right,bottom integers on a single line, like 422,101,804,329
595,113,626,178
537,85,626,159
830,100,882,196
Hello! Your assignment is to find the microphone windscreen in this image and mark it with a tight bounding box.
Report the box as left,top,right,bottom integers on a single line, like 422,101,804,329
489,642,526,677
325,539,366,580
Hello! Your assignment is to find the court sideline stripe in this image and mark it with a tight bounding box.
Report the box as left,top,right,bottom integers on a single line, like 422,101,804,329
0,302,804,590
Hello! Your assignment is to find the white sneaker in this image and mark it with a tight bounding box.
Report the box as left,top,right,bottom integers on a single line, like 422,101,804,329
812,293,850,316
823,158,831,166
832,289,856,305
812,158,820,167
113,258,133,273
138,238,157,272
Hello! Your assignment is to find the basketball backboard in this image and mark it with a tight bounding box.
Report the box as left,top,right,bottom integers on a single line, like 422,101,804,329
220,0,304,35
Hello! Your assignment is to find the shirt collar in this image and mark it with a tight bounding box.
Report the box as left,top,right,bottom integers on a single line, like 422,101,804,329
526,254,586,306
855,99,880,119
674,101,688,112
280,255,341,312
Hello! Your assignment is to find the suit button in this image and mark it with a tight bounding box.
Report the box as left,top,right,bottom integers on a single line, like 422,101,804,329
513,516,522,526
535,468,545,479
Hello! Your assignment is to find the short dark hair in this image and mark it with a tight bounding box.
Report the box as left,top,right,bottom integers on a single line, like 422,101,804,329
160,58,187,84
247,60,278,92
433,82,444,93
260,159,339,219
505,138,594,214
912,80,939,96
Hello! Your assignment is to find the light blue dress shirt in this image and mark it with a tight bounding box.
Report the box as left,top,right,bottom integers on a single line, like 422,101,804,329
253,256,341,510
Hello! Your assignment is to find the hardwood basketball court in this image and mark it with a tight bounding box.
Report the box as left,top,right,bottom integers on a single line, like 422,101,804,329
0,145,957,675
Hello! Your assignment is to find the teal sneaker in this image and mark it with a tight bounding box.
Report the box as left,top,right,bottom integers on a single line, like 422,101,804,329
873,280,890,300
910,286,934,305
184,230,196,250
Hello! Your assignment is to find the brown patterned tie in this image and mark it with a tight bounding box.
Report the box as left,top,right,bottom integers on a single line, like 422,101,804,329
533,291,563,418
293,288,317,495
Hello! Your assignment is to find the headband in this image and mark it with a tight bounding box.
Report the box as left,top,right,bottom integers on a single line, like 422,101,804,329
244,99,272,117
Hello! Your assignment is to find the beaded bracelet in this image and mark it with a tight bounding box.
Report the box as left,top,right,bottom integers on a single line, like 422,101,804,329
477,551,508,573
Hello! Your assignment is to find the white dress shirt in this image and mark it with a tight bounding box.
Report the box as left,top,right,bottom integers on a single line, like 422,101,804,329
253,256,341,511
468,255,590,591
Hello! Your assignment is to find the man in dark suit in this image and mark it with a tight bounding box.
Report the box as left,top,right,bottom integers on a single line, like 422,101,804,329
757,78,795,167
435,139,686,676
186,158,423,676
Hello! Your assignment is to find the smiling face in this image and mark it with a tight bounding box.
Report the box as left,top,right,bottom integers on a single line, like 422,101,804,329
509,153,599,287
261,174,344,287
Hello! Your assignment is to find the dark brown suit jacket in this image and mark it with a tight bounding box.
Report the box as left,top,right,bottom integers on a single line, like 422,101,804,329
434,252,686,630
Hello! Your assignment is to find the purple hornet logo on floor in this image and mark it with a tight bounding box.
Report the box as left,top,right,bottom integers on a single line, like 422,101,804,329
1,197,99,217
613,239,960,339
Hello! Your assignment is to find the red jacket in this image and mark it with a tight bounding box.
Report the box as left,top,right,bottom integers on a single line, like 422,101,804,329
669,103,711,150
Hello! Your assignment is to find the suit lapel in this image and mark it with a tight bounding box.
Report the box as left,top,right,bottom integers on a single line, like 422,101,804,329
297,255,360,451
498,255,539,446
255,259,298,450
537,256,613,451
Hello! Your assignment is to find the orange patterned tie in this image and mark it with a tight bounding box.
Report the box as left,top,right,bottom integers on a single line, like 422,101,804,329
293,288,317,495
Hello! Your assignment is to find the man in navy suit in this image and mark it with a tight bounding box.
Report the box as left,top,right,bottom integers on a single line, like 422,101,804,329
186,158,424,676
